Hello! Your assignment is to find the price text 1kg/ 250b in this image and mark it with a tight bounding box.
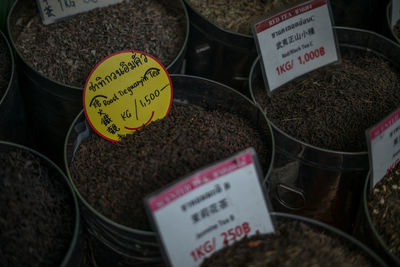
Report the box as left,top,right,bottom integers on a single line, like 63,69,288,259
190,222,251,263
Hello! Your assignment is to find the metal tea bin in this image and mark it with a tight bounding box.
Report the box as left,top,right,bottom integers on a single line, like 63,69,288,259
183,0,373,96
384,2,400,44
64,74,275,266
0,31,28,145
249,27,400,233
354,173,400,266
0,141,82,267
271,212,387,266
7,0,189,167
183,0,258,96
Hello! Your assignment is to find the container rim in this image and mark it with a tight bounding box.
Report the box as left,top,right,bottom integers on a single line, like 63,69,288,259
64,74,276,237
0,140,81,267
387,2,400,44
249,55,367,157
0,30,16,105
166,0,190,72
183,0,254,39
271,211,388,266
248,26,400,157
7,0,190,90
183,0,310,40
362,172,400,265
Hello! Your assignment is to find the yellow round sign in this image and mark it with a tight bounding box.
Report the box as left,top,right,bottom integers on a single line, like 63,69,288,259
83,50,173,142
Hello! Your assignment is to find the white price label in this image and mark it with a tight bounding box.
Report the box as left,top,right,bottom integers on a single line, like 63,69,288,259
367,108,400,187
253,0,339,93
392,0,400,28
145,148,275,267
36,0,123,24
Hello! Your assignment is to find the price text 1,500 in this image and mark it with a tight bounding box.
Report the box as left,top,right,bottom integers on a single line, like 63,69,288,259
139,89,161,108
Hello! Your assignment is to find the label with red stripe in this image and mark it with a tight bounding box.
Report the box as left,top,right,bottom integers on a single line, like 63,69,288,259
367,108,400,187
145,148,274,267
254,0,326,33
252,0,339,93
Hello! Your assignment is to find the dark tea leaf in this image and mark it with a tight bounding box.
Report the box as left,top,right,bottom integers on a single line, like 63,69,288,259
70,103,268,230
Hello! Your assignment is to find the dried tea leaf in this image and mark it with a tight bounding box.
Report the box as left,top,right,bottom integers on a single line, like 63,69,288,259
0,150,74,267
70,103,268,230
187,0,299,35
201,219,373,266
254,52,400,152
12,0,186,87
368,164,400,259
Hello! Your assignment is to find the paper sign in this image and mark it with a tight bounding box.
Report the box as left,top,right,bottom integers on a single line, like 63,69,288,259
83,50,172,142
145,148,275,267
366,108,400,187
392,0,400,28
36,0,123,24
253,0,339,93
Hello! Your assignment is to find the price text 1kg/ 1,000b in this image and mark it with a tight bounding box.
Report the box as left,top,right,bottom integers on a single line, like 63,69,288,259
275,46,326,76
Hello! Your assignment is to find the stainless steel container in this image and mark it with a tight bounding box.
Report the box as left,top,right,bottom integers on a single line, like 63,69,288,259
355,173,400,266
7,0,189,167
385,2,400,44
64,74,275,266
249,27,400,232
0,141,82,267
0,30,28,145
271,212,387,266
183,0,373,96
183,0,258,96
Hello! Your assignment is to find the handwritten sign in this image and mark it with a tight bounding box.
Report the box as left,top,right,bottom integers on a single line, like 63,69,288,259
83,50,172,142
252,0,339,93
36,0,124,24
145,148,275,267
366,108,400,187
392,0,400,28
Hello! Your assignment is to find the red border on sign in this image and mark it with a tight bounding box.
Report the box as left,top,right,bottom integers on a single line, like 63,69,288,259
82,50,173,143
148,152,253,212
255,0,326,33
370,109,400,140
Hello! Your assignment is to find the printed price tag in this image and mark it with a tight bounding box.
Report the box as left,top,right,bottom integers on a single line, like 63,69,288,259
366,108,400,187
36,0,123,24
253,0,339,93
145,148,275,267
392,0,400,28
83,50,172,142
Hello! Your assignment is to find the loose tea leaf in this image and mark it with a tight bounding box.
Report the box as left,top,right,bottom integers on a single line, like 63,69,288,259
0,36,11,98
187,0,298,35
254,52,400,152
368,166,400,258
70,103,269,230
0,149,75,267
11,0,185,87
201,218,373,266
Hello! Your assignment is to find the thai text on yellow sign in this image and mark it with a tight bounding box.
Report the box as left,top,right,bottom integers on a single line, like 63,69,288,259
83,50,173,142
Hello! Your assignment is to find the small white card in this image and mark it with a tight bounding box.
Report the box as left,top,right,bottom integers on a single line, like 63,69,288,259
36,0,123,24
253,0,339,93
392,0,400,28
367,108,400,187
145,148,275,267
